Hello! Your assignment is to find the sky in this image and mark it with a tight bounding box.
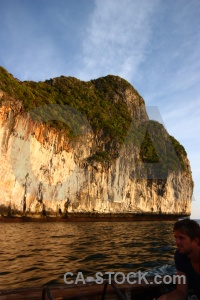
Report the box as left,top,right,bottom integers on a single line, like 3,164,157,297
0,0,199,218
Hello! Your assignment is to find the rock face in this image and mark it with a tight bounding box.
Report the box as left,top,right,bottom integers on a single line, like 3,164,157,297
0,68,193,218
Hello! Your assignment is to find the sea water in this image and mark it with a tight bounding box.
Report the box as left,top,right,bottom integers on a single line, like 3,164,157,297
0,220,197,290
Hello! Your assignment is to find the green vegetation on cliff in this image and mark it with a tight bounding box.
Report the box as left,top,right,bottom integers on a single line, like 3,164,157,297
0,66,188,176
0,66,134,142
138,120,188,176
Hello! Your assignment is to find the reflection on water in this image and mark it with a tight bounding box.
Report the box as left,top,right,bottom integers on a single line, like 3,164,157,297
0,221,176,289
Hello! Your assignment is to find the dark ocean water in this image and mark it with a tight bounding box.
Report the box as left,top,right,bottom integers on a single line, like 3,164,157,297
0,220,197,290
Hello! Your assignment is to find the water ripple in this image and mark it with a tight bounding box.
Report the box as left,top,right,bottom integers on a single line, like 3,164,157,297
0,221,177,290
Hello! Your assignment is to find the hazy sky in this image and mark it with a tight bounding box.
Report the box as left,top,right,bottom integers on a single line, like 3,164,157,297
0,0,199,218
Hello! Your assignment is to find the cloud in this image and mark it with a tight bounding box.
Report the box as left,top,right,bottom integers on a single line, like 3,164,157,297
159,96,200,145
77,0,159,81
134,0,200,105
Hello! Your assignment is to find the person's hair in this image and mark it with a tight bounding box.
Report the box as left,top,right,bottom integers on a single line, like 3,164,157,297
173,219,200,242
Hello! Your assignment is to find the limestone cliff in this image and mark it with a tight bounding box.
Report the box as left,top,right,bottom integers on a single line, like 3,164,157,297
0,67,193,218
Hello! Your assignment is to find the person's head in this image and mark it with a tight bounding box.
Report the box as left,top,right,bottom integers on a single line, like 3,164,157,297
173,219,200,254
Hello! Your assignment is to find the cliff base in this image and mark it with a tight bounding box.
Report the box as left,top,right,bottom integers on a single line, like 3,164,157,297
0,212,189,222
